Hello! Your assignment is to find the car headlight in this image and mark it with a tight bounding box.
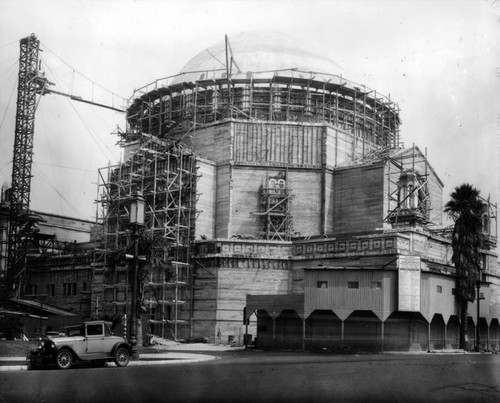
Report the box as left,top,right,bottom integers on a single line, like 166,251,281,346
38,342,43,350
50,341,56,349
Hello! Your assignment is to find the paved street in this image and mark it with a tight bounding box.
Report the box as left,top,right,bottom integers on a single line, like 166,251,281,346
1,351,500,402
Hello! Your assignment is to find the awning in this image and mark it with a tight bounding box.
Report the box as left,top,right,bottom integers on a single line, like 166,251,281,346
246,294,304,321
0,309,48,320
10,298,79,317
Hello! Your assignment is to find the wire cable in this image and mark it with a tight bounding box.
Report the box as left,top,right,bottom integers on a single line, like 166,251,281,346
0,75,17,133
32,162,84,217
65,98,117,162
0,160,12,175
40,42,127,103
34,161,96,173
38,58,118,162
0,40,17,50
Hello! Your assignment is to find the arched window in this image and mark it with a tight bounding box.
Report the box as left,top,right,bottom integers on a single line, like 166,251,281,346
408,185,414,208
482,214,490,235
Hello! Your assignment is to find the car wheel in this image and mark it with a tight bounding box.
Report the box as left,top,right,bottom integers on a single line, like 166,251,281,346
55,349,73,369
114,347,130,367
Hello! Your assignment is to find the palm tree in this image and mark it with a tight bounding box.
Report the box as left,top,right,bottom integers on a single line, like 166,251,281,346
444,184,483,350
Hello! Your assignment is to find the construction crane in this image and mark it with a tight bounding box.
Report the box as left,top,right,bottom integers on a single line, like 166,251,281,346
4,33,125,299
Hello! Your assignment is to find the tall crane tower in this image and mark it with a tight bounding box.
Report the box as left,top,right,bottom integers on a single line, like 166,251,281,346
5,34,48,298
3,34,124,299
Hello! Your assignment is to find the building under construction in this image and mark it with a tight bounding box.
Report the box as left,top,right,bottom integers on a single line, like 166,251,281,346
89,32,500,350
6,32,499,350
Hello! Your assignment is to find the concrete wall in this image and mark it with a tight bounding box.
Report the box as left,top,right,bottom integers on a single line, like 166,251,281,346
192,239,293,340
185,123,231,162
190,120,385,167
332,162,386,235
25,262,93,317
195,159,216,240
192,262,291,341
36,212,93,243
228,167,266,237
213,165,327,239
287,169,323,237
216,266,289,342
215,165,231,238
233,122,323,166
191,266,218,339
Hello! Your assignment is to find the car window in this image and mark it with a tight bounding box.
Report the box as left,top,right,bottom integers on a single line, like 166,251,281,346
104,324,112,336
86,324,104,336
66,325,84,336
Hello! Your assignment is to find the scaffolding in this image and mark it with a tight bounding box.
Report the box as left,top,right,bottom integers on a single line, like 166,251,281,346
254,174,294,241
479,196,498,249
429,195,498,250
95,135,198,340
385,145,431,227
124,70,400,150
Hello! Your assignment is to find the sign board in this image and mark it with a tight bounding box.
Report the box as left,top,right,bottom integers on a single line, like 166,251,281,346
398,255,421,312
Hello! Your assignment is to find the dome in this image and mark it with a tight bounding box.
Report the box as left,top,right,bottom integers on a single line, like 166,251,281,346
172,31,344,84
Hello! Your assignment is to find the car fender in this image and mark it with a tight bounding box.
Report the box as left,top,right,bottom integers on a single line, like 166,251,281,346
54,345,79,360
112,342,132,355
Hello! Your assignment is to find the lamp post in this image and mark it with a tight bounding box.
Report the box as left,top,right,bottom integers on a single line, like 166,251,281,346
476,269,482,351
129,192,145,347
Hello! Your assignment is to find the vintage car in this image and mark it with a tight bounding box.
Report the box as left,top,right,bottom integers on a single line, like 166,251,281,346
28,320,135,369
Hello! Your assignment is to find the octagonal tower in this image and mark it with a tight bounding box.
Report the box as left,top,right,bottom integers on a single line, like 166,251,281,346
97,32,404,341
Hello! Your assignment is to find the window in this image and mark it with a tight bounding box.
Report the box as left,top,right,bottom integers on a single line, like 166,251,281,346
66,325,84,337
63,283,77,296
370,281,382,290
348,281,359,289
482,214,490,235
317,281,328,289
47,284,55,297
437,285,442,293
86,324,103,336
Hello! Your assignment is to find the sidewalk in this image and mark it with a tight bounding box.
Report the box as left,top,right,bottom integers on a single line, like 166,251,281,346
0,337,244,372
0,351,220,371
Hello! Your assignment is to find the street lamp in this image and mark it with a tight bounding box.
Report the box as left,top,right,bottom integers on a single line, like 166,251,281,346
129,192,145,227
129,192,145,347
476,268,483,351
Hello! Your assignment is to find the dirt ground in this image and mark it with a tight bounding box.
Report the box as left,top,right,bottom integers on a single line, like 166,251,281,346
143,336,244,352
0,340,39,357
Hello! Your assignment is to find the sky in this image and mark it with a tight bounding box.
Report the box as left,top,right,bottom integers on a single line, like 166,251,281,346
0,0,499,233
